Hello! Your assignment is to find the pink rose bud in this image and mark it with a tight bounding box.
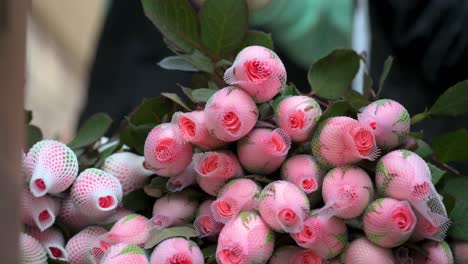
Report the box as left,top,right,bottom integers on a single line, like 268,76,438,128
258,180,309,233
411,210,449,242
20,232,48,264
66,226,107,264
101,243,149,264
281,155,324,195
144,123,193,177
102,207,134,226
216,211,275,264
28,226,68,261
291,213,347,259
363,198,416,248
150,237,204,264
172,110,225,150
211,178,261,223
453,242,468,264
345,237,395,264
193,150,243,196
194,199,224,238
358,99,410,149
25,140,78,197
237,128,291,174
22,188,60,231
102,152,153,195
320,166,373,219
71,168,123,219
269,246,323,264
166,161,196,192
104,214,152,246
311,117,380,167
152,193,197,229
224,45,286,103
375,150,449,239
58,194,97,232
275,96,322,142
413,241,454,264
204,87,258,141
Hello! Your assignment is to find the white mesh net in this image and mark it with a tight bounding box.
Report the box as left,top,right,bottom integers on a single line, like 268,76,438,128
27,226,68,261
65,226,107,264
22,188,60,231
20,232,48,264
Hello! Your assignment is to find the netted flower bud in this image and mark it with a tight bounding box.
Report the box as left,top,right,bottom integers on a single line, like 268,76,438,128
275,96,322,142
152,193,197,230
28,226,68,261
320,166,373,219
411,210,448,242
193,151,243,196
22,188,60,231
363,198,416,248
166,161,196,192
144,123,193,177
224,45,286,103
344,237,395,264
57,194,96,232
101,243,149,264
71,168,123,219
194,199,224,238
20,232,48,264
25,140,78,197
269,246,323,264
104,214,152,246
211,178,261,223
281,155,324,195
102,152,153,195
358,99,410,149
452,241,468,264
172,110,225,150
291,213,347,259
311,117,379,167
101,207,134,226
204,87,258,141
376,150,449,240
237,128,291,174
216,211,274,264
258,181,309,233
413,241,454,264
66,226,107,264
150,238,203,264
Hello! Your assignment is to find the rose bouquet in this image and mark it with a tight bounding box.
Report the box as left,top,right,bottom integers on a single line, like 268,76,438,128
21,0,468,263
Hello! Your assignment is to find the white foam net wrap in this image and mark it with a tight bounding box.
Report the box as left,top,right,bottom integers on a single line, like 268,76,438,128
20,233,48,264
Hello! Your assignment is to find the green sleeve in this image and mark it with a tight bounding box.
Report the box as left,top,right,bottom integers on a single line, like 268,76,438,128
250,0,353,69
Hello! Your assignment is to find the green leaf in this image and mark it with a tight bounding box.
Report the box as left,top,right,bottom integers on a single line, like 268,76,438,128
47,258,68,264
308,49,360,100
192,88,216,103
161,92,192,111
120,124,154,155
414,139,433,159
141,0,200,53
432,129,468,162
128,97,180,126
94,142,122,168
430,80,468,116
427,163,446,185
280,83,300,96
443,178,468,201
343,90,370,110
199,0,248,57
26,125,43,149
68,113,112,149
122,189,153,212
25,110,32,124
207,81,219,90
202,245,217,263
239,30,273,50
448,200,468,241
258,103,273,120
169,47,214,73
410,111,430,125
119,244,145,255
158,56,198,72
377,56,393,96
319,101,353,122
144,226,197,249
143,177,168,198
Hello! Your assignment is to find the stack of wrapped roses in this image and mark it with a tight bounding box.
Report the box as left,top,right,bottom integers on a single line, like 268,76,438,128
20,46,464,264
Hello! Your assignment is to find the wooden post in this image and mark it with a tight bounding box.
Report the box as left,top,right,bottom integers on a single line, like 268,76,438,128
0,0,27,263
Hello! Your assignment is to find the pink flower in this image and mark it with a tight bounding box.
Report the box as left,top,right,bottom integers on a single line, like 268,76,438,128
320,166,373,219
193,151,243,196
194,199,224,238
453,242,468,264
237,128,291,174
20,232,48,264
102,152,153,195
166,161,196,192
216,211,274,264
224,46,286,103
204,87,258,141
22,188,60,231
358,99,410,149
172,110,225,150
363,198,416,248
105,214,151,246
150,237,204,264
211,178,261,223
281,155,324,195
411,210,449,242
152,193,197,229
258,181,309,233
413,241,454,264
27,227,68,261
71,168,123,219
344,237,395,264
57,195,97,232
66,226,107,264
25,140,78,197
275,96,322,142
269,246,323,264
375,150,449,237
290,213,347,258
101,244,149,264
144,123,193,177
311,117,380,167
101,207,134,227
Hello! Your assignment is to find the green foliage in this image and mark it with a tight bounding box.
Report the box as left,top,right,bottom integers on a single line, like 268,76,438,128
122,189,154,212
128,97,180,126
201,244,217,264
158,56,199,72
25,125,43,149
443,178,468,201
239,30,273,50
319,101,354,122
427,163,446,185
377,56,393,96
432,129,468,163
161,92,192,111
191,88,217,103
25,110,32,124
120,124,153,155
144,226,197,249
68,113,112,150
343,90,370,110
430,80,468,116
47,258,68,264
143,176,168,198
448,200,468,241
